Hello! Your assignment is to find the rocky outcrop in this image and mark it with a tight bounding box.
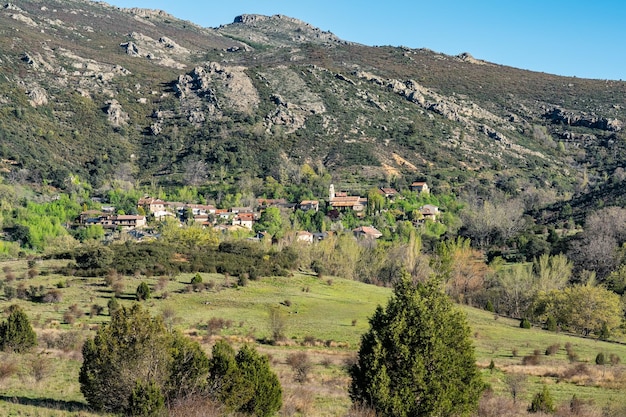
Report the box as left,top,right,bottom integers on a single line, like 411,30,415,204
119,32,188,69
120,41,140,56
27,85,48,107
221,14,349,47
544,107,623,132
174,62,259,125
104,100,129,127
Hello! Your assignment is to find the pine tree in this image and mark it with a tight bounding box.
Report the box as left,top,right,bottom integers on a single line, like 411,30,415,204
349,275,484,417
0,305,37,353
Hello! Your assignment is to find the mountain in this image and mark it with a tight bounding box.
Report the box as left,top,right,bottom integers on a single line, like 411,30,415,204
1,0,625,204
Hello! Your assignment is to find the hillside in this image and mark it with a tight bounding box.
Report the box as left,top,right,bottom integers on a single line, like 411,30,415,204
2,257,626,415
1,0,625,205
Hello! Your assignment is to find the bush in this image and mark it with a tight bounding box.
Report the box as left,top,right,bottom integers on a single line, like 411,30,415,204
520,318,531,329
485,300,494,312
0,305,37,352
191,273,203,285
4,285,16,300
208,340,282,417
29,354,52,382
522,354,541,366
528,385,555,413
127,380,165,417
42,289,62,303
136,282,151,301
545,344,560,356
237,274,249,287
107,297,120,316
595,352,607,365
286,352,312,383
545,315,557,332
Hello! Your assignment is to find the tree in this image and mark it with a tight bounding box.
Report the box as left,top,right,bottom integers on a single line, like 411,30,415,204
254,207,284,238
208,340,282,417
79,305,209,414
349,275,484,417
558,284,622,337
529,385,555,413
435,237,490,304
0,305,37,352
136,282,151,301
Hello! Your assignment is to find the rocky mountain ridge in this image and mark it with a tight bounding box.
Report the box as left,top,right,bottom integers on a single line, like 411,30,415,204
0,0,625,202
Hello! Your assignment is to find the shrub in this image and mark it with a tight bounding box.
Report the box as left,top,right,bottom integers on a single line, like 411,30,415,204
191,273,203,285
29,354,52,382
63,310,76,325
485,300,494,312
208,341,282,417
0,305,37,352
545,344,560,356
0,358,19,381
90,304,104,317
4,285,16,300
520,318,531,329
528,385,555,413
206,317,233,336
610,353,621,365
522,354,541,366
136,282,151,301
42,289,63,303
566,344,578,363
545,315,557,332
286,352,312,383
107,297,120,316
595,352,607,365
237,274,248,287
127,380,165,417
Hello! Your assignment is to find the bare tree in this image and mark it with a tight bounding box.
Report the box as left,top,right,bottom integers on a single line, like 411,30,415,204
184,160,208,186
505,373,527,404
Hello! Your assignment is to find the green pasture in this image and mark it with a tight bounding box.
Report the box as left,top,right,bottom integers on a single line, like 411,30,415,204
2,258,626,415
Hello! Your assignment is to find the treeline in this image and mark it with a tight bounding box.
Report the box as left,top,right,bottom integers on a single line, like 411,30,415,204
60,239,298,279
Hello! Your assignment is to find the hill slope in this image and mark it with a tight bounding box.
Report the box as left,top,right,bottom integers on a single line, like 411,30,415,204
0,0,625,201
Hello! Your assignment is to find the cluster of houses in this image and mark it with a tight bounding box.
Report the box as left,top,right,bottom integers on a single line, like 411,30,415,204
76,182,437,241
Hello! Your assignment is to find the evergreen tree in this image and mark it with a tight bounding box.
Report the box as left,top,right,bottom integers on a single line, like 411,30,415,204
79,305,208,414
529,385,555,413
136,282,151,301
208,340,282,417
349,275,484,417
0,305,37,353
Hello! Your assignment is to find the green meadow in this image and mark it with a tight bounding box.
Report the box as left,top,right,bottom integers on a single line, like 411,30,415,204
2,258,626,415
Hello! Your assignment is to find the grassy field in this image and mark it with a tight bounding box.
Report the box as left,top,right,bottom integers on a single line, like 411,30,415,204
1,258,626,416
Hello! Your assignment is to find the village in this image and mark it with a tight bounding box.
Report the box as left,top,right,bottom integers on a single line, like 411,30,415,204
75,181,440,242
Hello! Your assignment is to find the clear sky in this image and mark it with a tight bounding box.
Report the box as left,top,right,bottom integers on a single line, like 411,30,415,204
102,0,626,81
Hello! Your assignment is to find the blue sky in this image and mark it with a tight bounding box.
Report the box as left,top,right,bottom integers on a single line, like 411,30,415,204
103,1,626,81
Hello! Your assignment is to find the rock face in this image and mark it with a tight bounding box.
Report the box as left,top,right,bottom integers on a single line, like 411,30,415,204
119,32,188,69
221,14,349,47
544,108,623,132
105,100,129,127
175,62,260,125
27,85,47,107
